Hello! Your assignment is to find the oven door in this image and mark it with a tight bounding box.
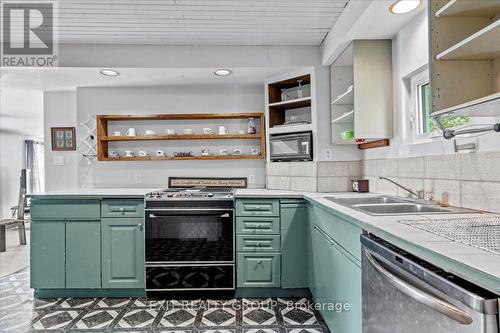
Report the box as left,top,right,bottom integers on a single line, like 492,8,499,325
145,208,234,264
270,132,312,161
145,208,235,291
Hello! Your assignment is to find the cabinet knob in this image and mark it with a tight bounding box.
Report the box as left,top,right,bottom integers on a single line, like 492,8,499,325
138,223,143,231
257,260,263,265
256,242,261,247
119,207,125,213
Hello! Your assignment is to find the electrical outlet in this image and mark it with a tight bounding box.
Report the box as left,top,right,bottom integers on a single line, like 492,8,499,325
248,175,255,184
134,173,143,184
324,148,333,160
53,155,65,166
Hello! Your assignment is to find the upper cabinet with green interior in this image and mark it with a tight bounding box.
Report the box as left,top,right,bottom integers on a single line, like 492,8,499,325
430,0,500,118
330,40,393,145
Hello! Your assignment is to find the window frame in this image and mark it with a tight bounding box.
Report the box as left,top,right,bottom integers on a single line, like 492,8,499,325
409,69,433,142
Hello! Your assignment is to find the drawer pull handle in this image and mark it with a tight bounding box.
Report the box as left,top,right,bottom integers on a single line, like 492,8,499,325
256,242,261,247
257,260,263,265
119,208,125,212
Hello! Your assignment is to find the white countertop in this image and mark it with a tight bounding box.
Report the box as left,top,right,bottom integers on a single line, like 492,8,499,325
236,189,500,293
28,187,500,292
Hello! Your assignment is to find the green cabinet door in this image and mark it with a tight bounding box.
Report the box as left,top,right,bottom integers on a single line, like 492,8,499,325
237,253,281,287
307,205,318,296
66,220,101,288
101,218,145,289
281,202,308,288
30,220,66,289
329,240,362,333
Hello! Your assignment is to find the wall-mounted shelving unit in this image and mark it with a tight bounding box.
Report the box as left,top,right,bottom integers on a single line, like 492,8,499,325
330,40,393,146
430,0,500,117
96,113,265,161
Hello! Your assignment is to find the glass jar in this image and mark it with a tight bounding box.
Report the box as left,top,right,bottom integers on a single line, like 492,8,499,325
247,118,257,134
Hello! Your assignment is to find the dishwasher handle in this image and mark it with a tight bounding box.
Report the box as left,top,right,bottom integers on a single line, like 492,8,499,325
364,250,474,325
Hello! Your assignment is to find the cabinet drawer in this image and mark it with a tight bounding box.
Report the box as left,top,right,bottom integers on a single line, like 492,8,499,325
30,199,100,219
237,235,280,252
236,199,280,217
237,253,281,288
101,200,144,218
236,217,280,234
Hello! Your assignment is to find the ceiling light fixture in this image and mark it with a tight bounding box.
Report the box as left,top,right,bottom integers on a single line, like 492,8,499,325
214,69,232,76
100,69,120,77
389,0,422,14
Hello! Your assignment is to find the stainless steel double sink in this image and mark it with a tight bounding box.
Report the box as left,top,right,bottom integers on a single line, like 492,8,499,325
324,196,472,216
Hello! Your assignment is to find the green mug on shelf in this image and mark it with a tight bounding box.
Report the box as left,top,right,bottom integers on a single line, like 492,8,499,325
341,130,354,140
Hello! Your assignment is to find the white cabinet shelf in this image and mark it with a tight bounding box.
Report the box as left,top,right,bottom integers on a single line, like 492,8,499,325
331,86,353,105
330,40,393,146
430,0,500,117
268,123,313,135
436,19,500,60
435,0,500,18
331,110,354,124
268,96,311,108
432,92,500,117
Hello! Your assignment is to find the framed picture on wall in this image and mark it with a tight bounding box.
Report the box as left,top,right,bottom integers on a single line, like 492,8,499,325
51,127,76,151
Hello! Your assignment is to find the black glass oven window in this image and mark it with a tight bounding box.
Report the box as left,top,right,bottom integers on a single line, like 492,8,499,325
146,265,234,290
146,213,233,262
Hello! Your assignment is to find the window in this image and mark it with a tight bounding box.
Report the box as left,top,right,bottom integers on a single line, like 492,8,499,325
410,68,469,140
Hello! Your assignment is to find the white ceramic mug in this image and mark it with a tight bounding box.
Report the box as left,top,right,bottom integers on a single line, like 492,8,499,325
218,126,228,135
138,150,148,157
156,150,165,157
125,128,136,136
219,149,229,156
144,130,155,136
124,150,134,157
165,129,176,136
203,128,214,135
184,128,193,135
251,148,260,155
109,150,119,157
201,149,210,155
112,131,121,136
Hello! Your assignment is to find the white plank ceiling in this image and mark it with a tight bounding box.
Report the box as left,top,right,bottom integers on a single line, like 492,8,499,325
44,0,349,45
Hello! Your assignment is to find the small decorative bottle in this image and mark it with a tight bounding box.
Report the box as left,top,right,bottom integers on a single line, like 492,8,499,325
281,89,287,102
247,118,257,134
297,80,303,99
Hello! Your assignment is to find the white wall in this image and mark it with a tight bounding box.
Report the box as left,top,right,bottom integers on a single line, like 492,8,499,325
364,11,500,161
0,91,43,218
75,85,267,188
44,91,78,192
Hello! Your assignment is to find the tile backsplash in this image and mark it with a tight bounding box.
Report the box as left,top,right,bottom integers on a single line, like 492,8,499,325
362,151,500,214
266,151,500,214
267,161,362,192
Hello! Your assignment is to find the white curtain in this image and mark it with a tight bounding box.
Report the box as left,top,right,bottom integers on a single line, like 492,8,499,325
25,139,45,193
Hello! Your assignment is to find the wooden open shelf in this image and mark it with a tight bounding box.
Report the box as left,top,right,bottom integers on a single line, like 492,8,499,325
96,112,265,161
102,133,260,141
102,154,263,161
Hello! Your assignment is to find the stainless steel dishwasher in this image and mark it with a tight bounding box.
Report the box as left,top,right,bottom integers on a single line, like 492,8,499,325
361,234,499,333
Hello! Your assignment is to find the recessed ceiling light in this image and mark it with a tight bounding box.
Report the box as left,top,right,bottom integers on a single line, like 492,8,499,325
389,0,422,14
214,69,232,76
100,69,120,77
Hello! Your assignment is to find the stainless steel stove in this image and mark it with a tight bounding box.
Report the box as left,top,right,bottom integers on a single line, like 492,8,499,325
144,178,246,294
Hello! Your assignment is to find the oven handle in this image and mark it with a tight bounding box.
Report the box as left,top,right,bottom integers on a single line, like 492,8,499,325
147,208,234,219
364,250,473,325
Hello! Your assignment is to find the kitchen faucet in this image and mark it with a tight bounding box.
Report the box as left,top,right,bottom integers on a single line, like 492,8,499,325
378,176,422,200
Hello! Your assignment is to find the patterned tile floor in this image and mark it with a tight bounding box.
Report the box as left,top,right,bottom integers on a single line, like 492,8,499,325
0,269,330,333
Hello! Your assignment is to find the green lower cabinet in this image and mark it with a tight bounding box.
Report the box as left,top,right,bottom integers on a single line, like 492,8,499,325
30,220,66,289
101,218,145,289
66,220,101,288
329,241,362,333
281,202,308,288
237,253,281,287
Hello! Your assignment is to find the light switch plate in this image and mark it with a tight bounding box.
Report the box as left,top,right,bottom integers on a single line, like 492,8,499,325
53,155,65,166
324,148,333,160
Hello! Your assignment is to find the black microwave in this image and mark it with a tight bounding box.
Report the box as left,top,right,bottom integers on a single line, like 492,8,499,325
269,131,313,162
